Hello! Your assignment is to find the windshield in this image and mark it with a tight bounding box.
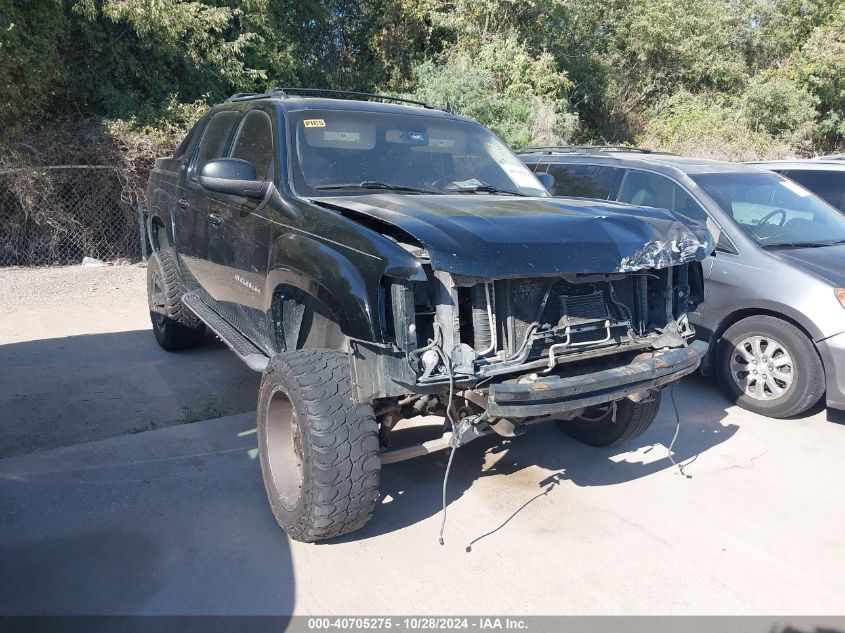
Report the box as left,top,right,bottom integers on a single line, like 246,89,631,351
288,109,547,197
691,172,845,247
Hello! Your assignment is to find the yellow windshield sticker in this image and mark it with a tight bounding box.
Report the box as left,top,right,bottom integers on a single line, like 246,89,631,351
303,119,326,128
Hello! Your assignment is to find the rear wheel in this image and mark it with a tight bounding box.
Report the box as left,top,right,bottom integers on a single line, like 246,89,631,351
257,349,381,542
716,315,824,418
147,251,205,351
556,393,662,447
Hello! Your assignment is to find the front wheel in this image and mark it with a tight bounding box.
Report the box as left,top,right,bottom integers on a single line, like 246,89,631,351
556,393,662,447
716,316,824,418
257,349,381,542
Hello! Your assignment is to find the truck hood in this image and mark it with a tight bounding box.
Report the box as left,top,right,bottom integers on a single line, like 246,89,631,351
314,194,713,277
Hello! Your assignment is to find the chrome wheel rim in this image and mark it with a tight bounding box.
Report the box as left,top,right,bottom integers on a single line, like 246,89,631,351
264,386,304,509
150,270,167,330
729,335,794,401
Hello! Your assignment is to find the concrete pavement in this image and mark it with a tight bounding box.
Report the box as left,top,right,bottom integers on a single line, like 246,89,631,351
0,266,260,457
2,378,844,616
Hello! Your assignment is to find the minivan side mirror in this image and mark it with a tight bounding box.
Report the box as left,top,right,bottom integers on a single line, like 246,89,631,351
199,158,270,199
536,171,555,191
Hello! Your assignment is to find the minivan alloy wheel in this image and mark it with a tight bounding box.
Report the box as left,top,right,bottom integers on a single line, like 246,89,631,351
730,335,794,400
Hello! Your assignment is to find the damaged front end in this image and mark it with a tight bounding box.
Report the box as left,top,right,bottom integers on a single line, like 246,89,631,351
350,253,707,461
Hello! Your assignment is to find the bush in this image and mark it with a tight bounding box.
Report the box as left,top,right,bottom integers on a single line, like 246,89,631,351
410,36,578,147
639,90,791,161
744,71,817,144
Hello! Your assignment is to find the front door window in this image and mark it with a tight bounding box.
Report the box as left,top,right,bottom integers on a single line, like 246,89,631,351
616,169,710,224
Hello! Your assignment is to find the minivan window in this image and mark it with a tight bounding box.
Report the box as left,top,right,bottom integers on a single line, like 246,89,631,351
616,170,709,223
692,172,845,247
782,170,845,212
192,110,241,176
230,110,275,180
543,164,619,199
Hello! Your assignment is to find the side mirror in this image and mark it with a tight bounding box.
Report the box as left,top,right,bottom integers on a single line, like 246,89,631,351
536,172,555,191
199,158,270,199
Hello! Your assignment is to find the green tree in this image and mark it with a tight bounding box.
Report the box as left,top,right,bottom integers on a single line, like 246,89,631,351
67,0,266,116
0,0,69,130
3,0,845,161
411,35,577,147
744,71,817,144
789,3,845,151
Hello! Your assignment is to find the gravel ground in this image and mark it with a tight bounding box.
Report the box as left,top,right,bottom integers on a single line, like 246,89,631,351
0,264,260,457
0,264,144,308
0,264,154,345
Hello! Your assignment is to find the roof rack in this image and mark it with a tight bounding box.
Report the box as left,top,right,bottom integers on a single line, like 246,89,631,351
225,87,442,110
225,88,287,103
516,145,675,156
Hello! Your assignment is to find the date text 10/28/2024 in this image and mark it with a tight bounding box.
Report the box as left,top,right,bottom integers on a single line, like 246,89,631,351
307,618,528,630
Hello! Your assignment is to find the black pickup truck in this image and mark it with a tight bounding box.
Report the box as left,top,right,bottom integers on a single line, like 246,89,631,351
145,88,711,542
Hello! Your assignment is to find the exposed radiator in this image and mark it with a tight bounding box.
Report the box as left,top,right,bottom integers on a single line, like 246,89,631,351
504,279,615,356
560,290,609,326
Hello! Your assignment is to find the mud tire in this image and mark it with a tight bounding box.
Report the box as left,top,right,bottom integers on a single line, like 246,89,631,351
147,250,205,351
257,349,381,542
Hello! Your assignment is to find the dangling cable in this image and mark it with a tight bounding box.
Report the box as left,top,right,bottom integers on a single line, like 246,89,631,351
667,383,692,479
439,444,457,545
435,344,457,545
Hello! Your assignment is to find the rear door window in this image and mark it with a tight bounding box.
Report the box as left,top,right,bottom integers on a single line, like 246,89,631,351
782,170,845,211
191,110,241,178
616,169,709,223
174,117,205,160
544,164,619,199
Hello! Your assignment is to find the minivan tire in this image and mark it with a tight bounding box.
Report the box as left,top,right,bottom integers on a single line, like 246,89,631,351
716,315,824,418
147,250,206,351
257,349,381,542
556,393,662,447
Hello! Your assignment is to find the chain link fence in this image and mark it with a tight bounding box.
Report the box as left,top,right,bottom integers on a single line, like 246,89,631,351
0,166,145,267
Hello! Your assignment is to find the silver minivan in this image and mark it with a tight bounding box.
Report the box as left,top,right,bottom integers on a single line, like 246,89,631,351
520,147,845,418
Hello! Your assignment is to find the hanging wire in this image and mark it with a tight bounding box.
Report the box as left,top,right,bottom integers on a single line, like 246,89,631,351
435,343,457,545
667,383,692,479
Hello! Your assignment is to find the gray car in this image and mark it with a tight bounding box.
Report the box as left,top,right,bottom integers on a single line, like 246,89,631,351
750,157,845,212
519,147,845,418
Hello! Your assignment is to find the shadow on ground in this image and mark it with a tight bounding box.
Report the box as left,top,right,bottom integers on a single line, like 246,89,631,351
344,374,743,543
0,414,294,615
0,329,260,457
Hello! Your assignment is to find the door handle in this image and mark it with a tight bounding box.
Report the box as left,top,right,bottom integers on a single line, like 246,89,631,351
207,213,223,226
177,198,189,209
